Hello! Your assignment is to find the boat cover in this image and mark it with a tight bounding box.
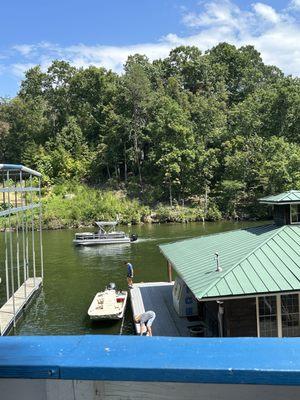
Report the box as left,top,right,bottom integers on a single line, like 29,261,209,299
95,221,118,227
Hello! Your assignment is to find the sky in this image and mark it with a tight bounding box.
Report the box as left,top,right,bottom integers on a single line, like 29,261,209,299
0,0,300,97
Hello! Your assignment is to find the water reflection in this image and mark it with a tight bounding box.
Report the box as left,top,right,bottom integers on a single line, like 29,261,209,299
76,243,130,257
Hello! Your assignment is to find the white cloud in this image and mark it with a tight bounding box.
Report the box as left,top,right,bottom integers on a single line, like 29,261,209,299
11,41,178,76
10,63,36,78
182,1,246,30
290,0,300,10
252,3,281,23
13,44,35,57
7,0,300,81
179,0,300,75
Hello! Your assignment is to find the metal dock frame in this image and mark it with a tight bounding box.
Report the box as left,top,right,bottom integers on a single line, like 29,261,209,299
0,164,43,335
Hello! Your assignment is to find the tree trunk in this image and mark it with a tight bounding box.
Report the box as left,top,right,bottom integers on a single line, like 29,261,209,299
124,143,128,183
132,106,143,191
169,181,173,207
137,161,142,189
106,165,111,180
204,185,208,216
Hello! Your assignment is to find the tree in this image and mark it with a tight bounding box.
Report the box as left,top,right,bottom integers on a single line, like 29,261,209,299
147,92,195,203
68,66,118,143
56,116,85,156
19,66,47,99
121,55,153,190
208,43,282,103
0,97,49,162
1,41,300,221
44,60,76,133
0,120,10,161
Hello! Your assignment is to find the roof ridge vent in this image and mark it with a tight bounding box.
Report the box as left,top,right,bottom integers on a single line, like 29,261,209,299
215,252,222,272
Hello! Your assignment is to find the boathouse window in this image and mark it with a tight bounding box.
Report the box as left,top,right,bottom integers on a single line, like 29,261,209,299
281,294,300,337
290,204,300,224
259,296,277,337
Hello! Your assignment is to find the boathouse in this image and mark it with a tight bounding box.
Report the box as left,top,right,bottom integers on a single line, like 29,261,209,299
159,191,300,338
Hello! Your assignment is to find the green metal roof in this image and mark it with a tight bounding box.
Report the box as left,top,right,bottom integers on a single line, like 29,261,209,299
259,190,300,204
159,225,300,300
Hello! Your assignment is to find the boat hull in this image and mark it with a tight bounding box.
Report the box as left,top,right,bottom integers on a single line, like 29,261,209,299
89,314,124,321
73,237,131,246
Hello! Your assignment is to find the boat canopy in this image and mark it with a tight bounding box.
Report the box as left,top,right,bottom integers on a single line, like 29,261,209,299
95,221,118,227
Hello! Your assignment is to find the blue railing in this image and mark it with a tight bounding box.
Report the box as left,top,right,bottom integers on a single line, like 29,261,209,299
0,336,300,385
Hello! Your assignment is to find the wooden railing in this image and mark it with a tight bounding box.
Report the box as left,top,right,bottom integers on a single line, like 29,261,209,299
0,335,300,399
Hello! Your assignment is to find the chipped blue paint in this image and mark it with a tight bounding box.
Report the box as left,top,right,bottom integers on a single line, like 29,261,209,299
0,336,300,385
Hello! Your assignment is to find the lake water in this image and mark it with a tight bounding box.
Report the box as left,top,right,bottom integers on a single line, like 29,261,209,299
0,221,266,336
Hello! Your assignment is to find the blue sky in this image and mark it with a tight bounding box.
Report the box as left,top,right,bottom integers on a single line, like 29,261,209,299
0,0,299,97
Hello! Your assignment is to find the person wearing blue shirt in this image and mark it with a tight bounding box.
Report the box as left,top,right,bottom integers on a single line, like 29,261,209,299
124,261,134,288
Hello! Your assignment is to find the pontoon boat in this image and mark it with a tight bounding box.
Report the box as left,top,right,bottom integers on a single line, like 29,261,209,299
73,221,137,246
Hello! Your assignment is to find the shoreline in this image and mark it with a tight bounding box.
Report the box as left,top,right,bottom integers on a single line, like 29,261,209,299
0,182,268,231
0,216,266,232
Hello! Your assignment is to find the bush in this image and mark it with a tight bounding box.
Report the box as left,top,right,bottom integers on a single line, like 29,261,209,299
41,182,151,228
152,205,205,223
206,203,222,221
0,181,224,230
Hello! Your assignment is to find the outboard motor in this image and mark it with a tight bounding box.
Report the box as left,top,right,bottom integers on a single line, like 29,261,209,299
130,234,138,242
107,282,116,290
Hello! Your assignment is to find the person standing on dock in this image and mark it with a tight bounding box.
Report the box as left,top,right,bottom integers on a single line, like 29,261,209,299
135,311,156,336
124,261,134,288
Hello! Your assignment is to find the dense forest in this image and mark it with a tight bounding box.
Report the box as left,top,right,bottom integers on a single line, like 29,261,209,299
1,42,300,223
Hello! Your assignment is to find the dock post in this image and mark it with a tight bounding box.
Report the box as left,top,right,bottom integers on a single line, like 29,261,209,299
20,171,27,299
7,171,16,328
14,182,21,289
167,261,173,282
38,176,44,281
30,175,36,288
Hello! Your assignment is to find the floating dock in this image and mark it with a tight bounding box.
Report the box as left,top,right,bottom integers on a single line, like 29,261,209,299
0,277,42,336
130,282,200,336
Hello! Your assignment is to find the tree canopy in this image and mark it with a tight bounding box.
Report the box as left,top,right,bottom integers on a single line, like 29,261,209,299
1,42,300,218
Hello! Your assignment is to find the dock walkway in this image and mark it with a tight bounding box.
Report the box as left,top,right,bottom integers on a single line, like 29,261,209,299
0,277,42,335
130,282,197,336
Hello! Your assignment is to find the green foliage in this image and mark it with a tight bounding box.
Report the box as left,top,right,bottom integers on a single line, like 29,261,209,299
206,203,222,221
42,183,151,228
1,42,300,221
152,205,205,223
56,117,84,155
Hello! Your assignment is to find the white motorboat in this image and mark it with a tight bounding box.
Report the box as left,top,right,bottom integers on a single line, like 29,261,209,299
88,283,128,320
73,221,138,246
